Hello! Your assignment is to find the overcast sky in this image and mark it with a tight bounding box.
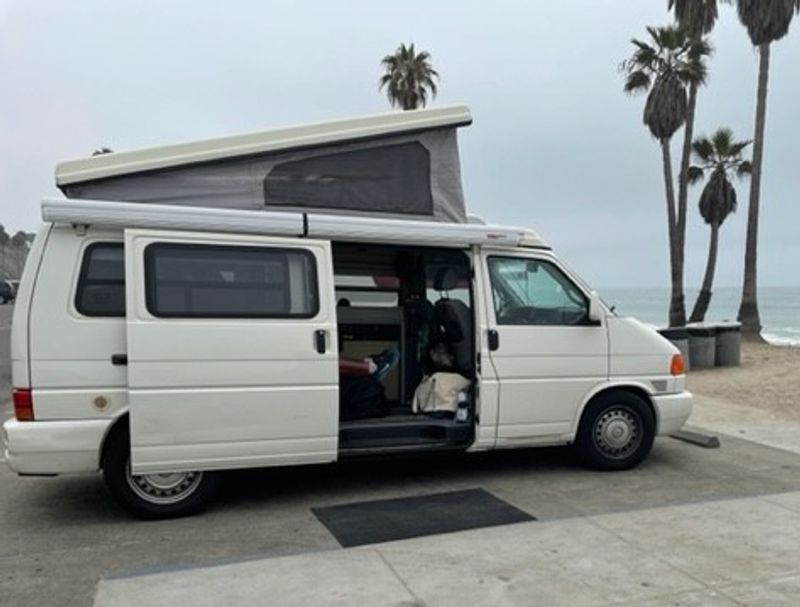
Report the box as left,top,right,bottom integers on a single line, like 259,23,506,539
1,0,798,288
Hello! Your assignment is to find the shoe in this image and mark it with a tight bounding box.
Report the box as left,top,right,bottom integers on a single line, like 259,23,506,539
372,348,400,381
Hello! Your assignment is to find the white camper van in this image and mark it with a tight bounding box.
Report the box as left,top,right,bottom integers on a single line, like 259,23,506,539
2,106,692,518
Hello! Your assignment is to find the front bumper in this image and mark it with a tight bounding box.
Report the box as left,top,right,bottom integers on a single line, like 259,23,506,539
653,390,694,435
2,418,111,475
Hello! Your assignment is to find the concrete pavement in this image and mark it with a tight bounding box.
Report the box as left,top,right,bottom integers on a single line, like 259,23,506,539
94,490,800,606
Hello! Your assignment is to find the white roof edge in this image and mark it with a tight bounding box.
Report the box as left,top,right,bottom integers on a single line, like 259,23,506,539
56,105,472,187
41,197,549,249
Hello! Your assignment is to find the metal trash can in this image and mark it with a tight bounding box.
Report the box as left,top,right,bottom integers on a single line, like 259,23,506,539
658,327,691,371
687,324,716,369
714,321,741,367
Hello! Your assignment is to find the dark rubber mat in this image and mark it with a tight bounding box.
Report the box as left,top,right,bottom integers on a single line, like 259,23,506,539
312,488,535,547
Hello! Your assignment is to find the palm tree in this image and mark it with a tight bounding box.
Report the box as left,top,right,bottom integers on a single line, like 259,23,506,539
379,43,439,110
622,25,710,327
734,0,799,339
687,129,751,322
667,1,723,326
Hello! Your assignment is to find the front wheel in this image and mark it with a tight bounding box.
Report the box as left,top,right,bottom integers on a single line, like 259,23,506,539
102,428,218,519
575,391,655,471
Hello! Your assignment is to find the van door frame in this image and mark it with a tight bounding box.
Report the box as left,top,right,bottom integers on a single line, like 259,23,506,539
480,247,609,446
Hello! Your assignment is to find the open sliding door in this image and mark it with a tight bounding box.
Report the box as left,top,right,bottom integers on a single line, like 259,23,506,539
124,229,338,475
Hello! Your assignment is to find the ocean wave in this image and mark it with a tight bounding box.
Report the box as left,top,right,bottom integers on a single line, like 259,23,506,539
775,327,800,335
762,331,800,347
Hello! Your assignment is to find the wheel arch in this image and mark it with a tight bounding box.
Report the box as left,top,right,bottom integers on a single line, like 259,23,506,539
99,409,130,469
571,382,658,440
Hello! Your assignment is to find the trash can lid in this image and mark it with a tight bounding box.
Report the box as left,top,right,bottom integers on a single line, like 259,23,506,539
687,323,716,337
714,321,742,334
659,327,689,339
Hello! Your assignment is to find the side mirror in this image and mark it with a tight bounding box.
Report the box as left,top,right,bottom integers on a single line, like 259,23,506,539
588,291,603,323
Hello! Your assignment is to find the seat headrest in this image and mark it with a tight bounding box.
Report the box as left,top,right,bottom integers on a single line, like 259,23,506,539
433,268,459,291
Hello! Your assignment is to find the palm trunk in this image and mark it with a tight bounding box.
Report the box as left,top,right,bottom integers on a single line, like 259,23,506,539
674,82,697,326
689,223,719,323
660,138,684,327
738,43,769,341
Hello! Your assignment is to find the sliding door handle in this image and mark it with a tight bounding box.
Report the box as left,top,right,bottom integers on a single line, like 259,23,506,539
111,353,128,366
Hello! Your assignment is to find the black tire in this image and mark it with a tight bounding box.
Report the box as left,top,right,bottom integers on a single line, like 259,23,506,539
575,390,656,471
102,426,219,519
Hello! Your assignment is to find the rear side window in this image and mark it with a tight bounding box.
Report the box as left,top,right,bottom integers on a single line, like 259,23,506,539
75,243,125,317
144,243,318,318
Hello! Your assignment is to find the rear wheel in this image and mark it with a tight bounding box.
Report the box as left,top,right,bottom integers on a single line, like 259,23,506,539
102,427,218,519
576,390,655,470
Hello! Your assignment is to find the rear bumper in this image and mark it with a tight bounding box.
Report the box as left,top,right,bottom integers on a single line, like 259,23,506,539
653,390,693,435
2,418,111,475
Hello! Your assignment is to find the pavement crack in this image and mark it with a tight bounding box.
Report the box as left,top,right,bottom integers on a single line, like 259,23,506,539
375,548,427,607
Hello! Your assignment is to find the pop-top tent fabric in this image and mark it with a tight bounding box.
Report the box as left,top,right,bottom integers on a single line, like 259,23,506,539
57,106,472,223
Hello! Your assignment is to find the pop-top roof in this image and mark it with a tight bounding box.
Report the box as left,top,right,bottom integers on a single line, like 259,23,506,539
56,105,473,223
56,105,472,186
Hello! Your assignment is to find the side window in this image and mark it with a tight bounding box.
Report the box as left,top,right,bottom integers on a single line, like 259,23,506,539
145,243,318,318
75,243,125,317
487,257,588,326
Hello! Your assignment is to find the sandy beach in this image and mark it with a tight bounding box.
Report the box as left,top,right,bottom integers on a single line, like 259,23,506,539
687,342,800,422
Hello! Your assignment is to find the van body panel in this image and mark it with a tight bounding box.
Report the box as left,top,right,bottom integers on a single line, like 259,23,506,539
27,226,127,421
11,224,52,391
124,229,339,474
480,249,609,443
607,316,680,377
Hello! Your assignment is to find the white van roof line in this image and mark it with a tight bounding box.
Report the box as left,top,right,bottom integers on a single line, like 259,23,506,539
41,197,550,250
55,105,472,187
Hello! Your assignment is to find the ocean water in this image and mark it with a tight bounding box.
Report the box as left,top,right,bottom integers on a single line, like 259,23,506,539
599,286,800,346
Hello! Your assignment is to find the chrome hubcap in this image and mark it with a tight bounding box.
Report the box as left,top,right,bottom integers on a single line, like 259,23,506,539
594,407,640,459
126,463,203,505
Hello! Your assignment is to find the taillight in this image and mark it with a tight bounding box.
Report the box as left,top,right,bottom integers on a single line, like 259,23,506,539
12,388,34,421
670,354,685,376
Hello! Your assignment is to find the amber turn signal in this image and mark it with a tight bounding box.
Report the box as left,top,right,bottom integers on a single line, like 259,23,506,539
670,354,685,376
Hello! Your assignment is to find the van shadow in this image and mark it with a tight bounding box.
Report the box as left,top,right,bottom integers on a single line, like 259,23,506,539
217,446,578,509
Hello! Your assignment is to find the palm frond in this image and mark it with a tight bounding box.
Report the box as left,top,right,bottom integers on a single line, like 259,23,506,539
711,127,734,154
624,70,651,94
688,165,706,185
692,136,715,162
737,160,753,178
728,140,753,158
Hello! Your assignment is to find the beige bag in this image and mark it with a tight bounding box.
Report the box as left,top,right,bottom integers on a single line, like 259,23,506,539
412,372,471,414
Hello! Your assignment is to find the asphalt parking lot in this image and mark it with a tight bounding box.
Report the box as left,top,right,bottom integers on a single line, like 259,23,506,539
2,303,800,606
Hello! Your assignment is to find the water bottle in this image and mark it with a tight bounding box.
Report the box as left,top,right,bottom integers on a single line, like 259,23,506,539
455,391,470,423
